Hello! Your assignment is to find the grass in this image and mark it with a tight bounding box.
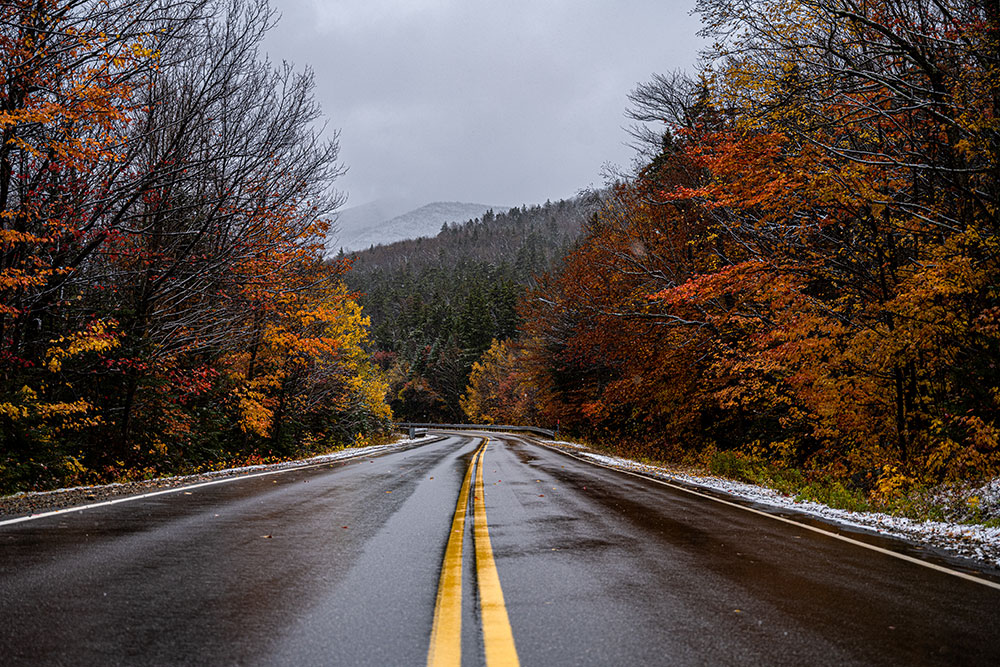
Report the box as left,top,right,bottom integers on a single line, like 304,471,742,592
565,436,1000,526
704,450,872,512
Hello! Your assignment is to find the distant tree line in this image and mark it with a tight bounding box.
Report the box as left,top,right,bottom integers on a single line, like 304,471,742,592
346,197,599,422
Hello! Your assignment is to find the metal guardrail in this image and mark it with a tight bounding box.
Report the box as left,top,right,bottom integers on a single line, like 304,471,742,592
397,422,556,439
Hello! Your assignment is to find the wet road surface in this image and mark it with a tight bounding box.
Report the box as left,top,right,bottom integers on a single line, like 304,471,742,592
2,432,999,665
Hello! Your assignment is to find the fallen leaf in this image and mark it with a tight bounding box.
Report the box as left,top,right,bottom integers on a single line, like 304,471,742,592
342,526,348,529
262,535,272,539
539,494,545,497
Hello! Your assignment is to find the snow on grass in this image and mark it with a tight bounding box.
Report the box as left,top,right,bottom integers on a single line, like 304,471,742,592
544,440,1000,570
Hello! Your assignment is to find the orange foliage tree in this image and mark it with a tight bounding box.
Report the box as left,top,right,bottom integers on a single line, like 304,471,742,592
461,338,546,426
480,0,1000,494
0,0,390,491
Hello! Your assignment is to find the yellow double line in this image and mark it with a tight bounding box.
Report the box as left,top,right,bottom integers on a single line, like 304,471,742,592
427,438,519,666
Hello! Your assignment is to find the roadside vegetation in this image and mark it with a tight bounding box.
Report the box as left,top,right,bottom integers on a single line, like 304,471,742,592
462,0,1000,522
0,0,391,493
4,0,998,509
554,435,1000,528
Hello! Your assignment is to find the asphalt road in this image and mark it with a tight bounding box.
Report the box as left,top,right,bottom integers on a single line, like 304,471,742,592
2,432,999,665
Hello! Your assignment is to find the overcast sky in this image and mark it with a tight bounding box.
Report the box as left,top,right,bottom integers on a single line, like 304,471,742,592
263,1,706,209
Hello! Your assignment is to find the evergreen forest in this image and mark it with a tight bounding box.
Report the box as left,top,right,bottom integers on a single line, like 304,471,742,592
345,197,598,422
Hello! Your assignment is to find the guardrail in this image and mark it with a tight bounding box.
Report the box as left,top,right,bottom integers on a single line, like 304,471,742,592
396,422,556,439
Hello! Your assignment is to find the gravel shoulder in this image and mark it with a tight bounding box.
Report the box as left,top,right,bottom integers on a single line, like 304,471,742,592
0,435,433,521
540,439,1000,574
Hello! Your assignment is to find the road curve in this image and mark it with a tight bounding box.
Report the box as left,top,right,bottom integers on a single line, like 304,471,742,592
1,432,998,665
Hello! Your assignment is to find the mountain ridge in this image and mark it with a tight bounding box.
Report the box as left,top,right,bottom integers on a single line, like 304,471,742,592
328,200,509,253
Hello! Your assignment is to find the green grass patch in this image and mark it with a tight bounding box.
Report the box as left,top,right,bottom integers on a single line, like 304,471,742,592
794,480,870,513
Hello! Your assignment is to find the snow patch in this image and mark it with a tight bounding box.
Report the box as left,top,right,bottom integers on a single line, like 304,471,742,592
544,442,1000,569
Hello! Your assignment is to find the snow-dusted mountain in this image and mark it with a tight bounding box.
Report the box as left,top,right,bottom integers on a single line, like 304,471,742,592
327,201,508,254
329,197,421,247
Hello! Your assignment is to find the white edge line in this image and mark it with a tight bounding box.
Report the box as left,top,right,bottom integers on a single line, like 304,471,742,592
530,440,1000,592
0,438,439,528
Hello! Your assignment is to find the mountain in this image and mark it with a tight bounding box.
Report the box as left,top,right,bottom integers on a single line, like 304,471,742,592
327,201,507,253
327,196,421,251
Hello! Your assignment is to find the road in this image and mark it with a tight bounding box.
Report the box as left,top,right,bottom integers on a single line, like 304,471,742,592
2,432,999,665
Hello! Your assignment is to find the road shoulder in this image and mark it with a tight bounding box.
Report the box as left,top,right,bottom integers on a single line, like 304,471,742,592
531,437,1000,579
0,435,439,522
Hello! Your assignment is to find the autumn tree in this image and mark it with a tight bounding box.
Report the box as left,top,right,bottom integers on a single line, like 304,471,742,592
461,338,546,426
491,0,1000,495
0,0,388,492
1,0,211,484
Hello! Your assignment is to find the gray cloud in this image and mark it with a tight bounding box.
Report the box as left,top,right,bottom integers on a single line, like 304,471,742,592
264,0,705,207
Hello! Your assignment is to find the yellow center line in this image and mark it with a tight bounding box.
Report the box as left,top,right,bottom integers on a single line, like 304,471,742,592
427,440,483,667
473,438,520,666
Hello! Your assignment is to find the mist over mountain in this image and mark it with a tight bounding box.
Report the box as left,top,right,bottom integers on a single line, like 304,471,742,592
328,200,508,253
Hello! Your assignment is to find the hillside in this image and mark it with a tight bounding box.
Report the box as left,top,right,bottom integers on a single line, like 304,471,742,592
345,194,601,422
329,201,507,253
327,197,421,249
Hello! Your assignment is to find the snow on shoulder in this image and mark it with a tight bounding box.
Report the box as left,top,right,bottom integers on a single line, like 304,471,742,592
542,440,1000,571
